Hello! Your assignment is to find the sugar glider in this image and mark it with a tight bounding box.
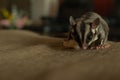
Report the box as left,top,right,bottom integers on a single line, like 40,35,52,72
68,12,109,49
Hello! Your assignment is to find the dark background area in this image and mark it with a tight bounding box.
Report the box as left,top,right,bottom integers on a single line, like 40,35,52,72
38,0,120,41
0,0,120,41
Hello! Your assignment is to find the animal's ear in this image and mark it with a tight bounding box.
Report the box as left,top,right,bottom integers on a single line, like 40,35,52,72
91,18,100,28
93,18,100,25
69,16,76,25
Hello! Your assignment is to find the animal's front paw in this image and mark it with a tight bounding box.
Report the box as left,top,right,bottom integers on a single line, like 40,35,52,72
96,44,111,50
90,43,111,50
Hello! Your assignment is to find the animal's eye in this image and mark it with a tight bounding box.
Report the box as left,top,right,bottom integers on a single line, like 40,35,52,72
87,33,93,40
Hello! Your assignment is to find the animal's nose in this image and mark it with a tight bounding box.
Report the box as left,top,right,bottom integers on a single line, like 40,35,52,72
83,46,87,49
82,44,88,50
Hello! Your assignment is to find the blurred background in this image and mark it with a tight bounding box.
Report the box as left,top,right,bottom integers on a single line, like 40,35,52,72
0,0,120,41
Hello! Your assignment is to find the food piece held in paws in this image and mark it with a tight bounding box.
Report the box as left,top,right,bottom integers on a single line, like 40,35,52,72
63,39,80,50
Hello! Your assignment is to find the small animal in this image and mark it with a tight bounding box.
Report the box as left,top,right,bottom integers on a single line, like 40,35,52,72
67,12,110,49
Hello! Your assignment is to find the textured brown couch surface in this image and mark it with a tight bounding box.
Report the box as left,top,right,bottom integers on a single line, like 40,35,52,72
0,30,120,80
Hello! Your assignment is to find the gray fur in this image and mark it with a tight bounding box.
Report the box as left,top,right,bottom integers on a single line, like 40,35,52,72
69,12,109,49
